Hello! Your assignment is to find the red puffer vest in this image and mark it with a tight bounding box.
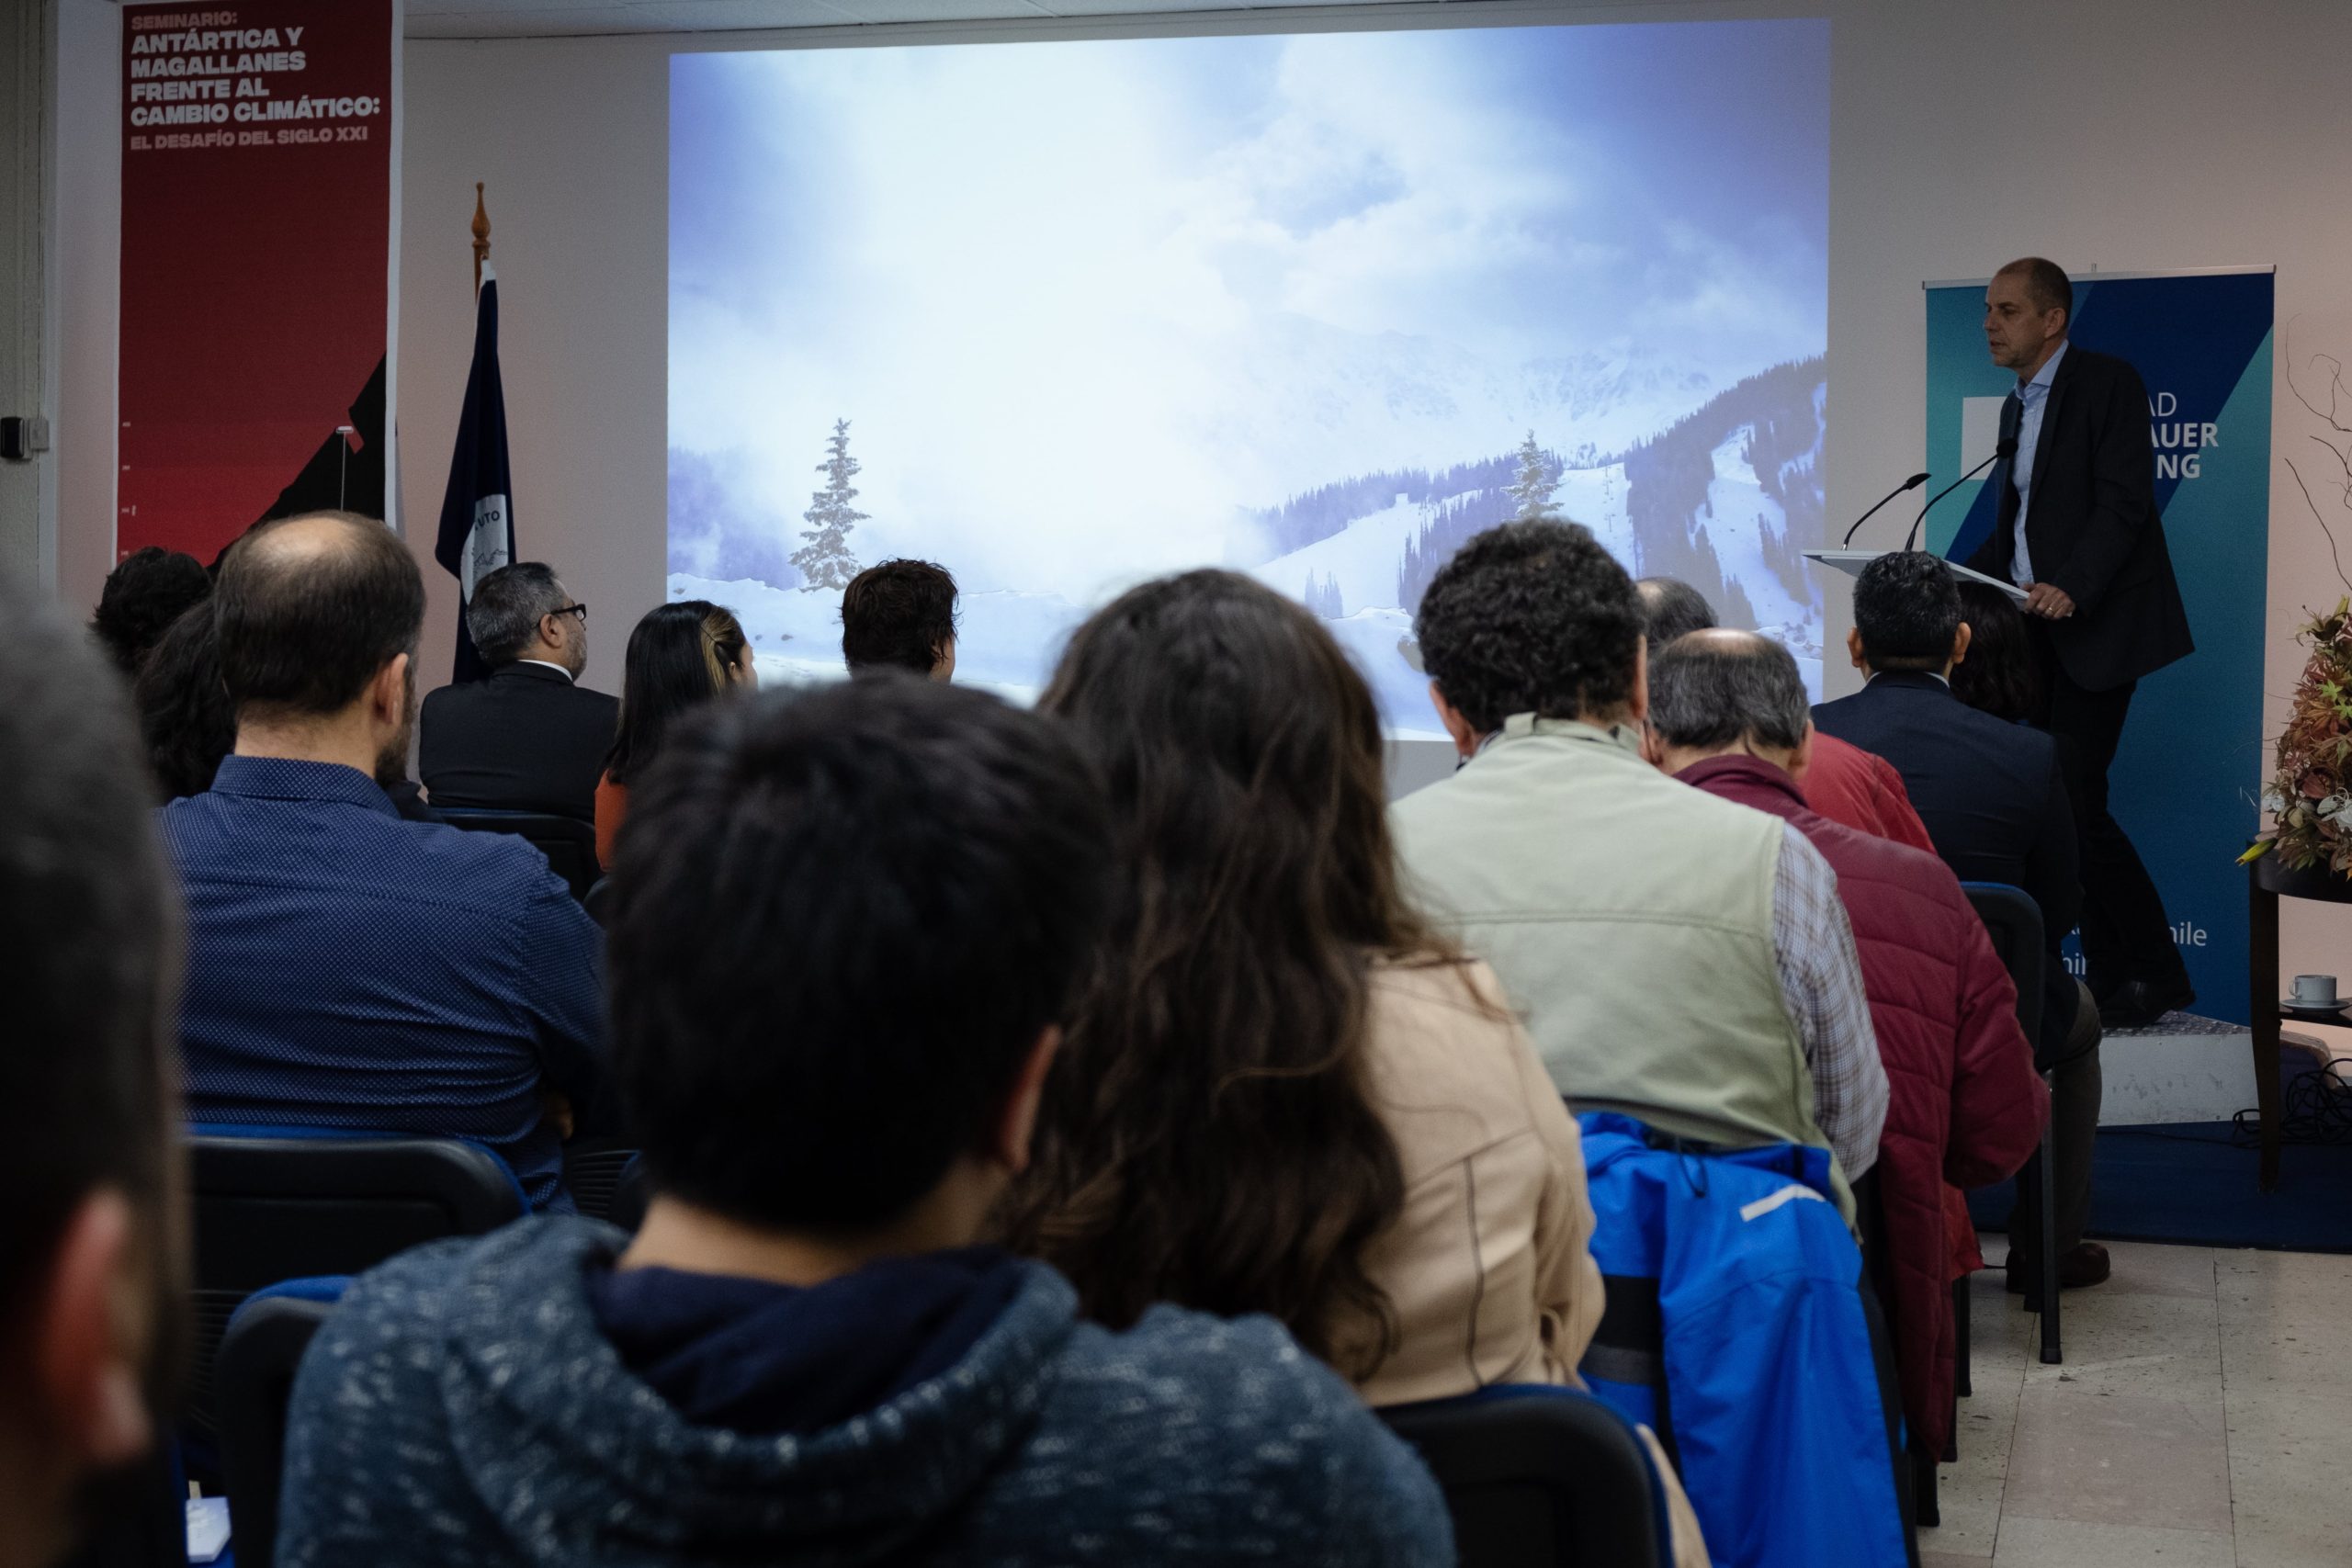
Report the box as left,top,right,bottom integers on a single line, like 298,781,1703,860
1678,755,2047,1454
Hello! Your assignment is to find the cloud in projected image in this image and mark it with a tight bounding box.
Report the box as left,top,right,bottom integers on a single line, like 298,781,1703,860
670,21,1827,716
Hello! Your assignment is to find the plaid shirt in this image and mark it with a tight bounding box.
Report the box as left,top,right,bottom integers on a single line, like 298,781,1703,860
1770,824,1889,1180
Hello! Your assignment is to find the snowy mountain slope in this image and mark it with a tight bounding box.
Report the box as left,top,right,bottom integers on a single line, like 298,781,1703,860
1237,356,1828,709
1700,427,1814,651
1249,460,1638,617
1204,316,1720,515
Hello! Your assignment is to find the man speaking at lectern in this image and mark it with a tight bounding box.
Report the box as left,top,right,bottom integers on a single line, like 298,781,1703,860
1965,257,2196,1029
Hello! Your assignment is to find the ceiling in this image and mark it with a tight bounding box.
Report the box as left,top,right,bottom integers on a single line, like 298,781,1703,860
405,0,1583,40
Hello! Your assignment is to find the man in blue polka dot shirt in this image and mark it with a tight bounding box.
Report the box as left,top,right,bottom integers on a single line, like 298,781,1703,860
161,512,604,1212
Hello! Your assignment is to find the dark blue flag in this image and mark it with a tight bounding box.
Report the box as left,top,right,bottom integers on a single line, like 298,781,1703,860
434,268,514,683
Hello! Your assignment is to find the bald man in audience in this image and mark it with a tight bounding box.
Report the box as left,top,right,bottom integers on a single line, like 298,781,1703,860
1634,574,1935,852
1644,629,2045,1465
161,513,604,1211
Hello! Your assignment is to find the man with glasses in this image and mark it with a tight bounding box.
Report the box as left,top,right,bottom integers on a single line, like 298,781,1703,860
420,561,619,824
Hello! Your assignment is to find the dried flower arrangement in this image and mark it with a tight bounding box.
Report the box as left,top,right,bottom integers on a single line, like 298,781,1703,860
2246,344,2352,876
2251,598,2352,875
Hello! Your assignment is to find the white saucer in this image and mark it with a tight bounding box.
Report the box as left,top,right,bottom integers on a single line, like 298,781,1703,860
2280,998,2351,1020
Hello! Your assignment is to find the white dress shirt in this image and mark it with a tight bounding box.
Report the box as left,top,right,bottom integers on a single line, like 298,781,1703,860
2008,339,2069,585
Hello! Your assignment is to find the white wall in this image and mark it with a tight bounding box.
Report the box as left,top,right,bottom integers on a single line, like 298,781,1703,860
1823,0,2352,992
1,0,57,583
51,0,2352,984
397,35,667,696
48,0,118,604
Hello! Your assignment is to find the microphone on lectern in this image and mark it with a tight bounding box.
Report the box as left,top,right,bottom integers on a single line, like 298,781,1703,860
1902,437,2016,554
1840,472,1931,547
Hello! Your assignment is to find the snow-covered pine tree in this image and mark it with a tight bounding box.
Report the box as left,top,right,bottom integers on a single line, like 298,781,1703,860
792,419,868,592
1506,431,1562,521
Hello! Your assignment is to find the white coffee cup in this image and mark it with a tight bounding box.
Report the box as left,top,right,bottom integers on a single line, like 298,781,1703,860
2290,974,2338,1006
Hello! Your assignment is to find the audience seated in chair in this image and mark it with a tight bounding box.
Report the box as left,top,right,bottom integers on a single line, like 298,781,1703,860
999,571,1708,1564
0,575,187,1568
842,557,959,679
418,561,617,823
275,674,1453,1568
91,543,210,679
136,596,438,821
1389,522,1887,1220
594,598,752,867
1812,549,2107,1297
1633,574,1717,649
1635,573,1934,852
161,511,603,1213
133,602,234,801
1642,628,2048,1464
1949,579,2047,725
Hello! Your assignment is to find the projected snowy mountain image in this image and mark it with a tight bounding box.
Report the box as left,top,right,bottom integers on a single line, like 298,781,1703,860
669,20,1828,734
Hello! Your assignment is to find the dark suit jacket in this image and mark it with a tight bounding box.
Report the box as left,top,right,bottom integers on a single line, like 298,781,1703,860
1813,671,2082,1062
418,662,619,824
1962,344,2193,692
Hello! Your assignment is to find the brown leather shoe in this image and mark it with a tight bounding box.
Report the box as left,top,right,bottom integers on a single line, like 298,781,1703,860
2006,1241,2111,1304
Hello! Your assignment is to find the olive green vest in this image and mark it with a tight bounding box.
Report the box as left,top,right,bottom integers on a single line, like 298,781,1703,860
1391,715,1851,1218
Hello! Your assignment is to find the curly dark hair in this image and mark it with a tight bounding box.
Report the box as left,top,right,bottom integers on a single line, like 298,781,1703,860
133,604,234,801
1415,520,1641,734
91,546,211,678
1002,570,1475,1379
1852,549,1962,671
1950,579,2045,724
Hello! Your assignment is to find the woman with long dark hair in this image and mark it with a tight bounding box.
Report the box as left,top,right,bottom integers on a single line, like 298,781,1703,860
133,601,234,800
1951,579,2046,724
595,600,752,865
1000,570,1604,1401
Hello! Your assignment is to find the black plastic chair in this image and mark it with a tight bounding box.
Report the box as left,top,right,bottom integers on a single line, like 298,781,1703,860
1379,1387,1667,1568
582,874,615,928
438,808,602,900
609,1153,651,1233
1959,883,2059,1366
562,1137,642,1226
187,1134,526,1447
217,1282,344,1568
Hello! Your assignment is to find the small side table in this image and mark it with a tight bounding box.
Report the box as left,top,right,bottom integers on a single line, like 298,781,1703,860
2247,852,2352,1189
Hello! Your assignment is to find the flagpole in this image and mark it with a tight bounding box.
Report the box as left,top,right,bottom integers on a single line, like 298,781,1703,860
471,183,491,298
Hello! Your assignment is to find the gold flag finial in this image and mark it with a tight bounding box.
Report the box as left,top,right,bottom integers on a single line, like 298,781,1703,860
471,182,492,295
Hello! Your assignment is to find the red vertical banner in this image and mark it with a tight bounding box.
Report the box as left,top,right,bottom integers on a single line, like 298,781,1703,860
119,1,396,564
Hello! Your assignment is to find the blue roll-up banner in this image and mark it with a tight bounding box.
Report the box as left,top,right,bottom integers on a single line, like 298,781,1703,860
1923,268,2273,1025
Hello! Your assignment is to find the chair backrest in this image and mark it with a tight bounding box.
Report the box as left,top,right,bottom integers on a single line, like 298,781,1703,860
582,874,614,928
217,1282,345,1568
609,1152,651,1233
187,1134,526,1445
1379,1387,1667,1568
437,808,602,900
561,1138,642,1226
1961,881,2045,1044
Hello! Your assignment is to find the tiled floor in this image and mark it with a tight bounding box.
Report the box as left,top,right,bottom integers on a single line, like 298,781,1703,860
1919,1238,2352,1568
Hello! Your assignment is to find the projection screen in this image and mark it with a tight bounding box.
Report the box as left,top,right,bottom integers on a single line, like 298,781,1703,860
669,19,1828,733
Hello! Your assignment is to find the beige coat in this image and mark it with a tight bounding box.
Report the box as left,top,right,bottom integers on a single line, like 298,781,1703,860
1352,956,1712,1568
1352,956,1601,1408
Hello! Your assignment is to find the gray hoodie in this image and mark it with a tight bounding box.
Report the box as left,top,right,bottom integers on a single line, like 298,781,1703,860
277,1217,1455,1567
